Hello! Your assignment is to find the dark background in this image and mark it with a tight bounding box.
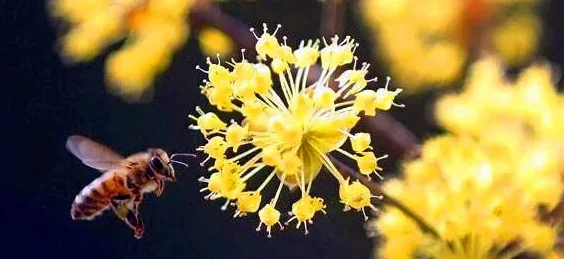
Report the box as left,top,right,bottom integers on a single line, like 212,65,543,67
5,0,564,258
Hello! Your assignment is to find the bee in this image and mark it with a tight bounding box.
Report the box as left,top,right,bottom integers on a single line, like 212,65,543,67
66,135,192,238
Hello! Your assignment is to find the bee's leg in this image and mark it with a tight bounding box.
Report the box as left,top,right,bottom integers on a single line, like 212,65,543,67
110,195,131,220
155,180,165,197
125,208,145,239
127,193,144,239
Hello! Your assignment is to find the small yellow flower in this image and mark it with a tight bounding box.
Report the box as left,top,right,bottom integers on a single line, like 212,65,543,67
191,24,402,235
257,204,283,238
356,152,388,180
350,133,372,153
198,27,235,59
235,192,262,217
225,123,248,152
287,195,326,234
339,180,381,219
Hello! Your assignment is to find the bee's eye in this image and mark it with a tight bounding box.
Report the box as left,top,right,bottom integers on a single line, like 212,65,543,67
150,156,164,172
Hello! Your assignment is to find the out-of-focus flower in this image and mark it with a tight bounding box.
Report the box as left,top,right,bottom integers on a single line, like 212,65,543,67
191,24,403,237
492,10,541,66
50,0,193,101
368,57,564,258
198,27,235,59
371,135,562,258
436,56,564,163
358,0,543,93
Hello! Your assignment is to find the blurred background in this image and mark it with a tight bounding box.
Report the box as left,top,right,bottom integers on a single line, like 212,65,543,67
6,0,564,258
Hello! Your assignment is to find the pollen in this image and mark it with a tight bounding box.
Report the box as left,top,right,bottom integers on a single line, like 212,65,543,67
190,23,403,236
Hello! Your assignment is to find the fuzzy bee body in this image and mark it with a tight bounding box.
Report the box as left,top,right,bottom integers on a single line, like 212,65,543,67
66,136,183,238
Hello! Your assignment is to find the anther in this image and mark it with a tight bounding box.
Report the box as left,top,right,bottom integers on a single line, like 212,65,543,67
195,65,208,73
250,27,259,39
273,24,282,35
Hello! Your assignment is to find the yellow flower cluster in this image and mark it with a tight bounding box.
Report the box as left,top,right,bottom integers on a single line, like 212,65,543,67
372,134,562,258
191,24,403,237
436,57,564,159
49,0,192,100
359,0,542,93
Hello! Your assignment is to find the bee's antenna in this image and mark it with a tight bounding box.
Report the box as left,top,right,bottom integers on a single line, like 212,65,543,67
170,160,190,168
170,153,197,160
169,153,196,168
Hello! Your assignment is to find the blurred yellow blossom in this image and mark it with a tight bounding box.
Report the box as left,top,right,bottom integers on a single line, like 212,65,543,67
371,135,562,258
50,0,193,101
191,24,402,237
359,0,543,93
198,27,236,59
436,57,564,166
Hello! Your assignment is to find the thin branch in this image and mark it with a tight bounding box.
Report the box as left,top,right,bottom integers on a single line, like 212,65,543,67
320,0,346,37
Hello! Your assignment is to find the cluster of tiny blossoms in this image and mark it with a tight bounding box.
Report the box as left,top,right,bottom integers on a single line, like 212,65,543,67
436,57,564,163
190,24,403,237
359,0,541,93
370,57,564,258
371,135,562,258
50,0,192,100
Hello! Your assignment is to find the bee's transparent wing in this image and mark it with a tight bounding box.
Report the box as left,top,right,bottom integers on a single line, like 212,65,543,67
66,135,125,172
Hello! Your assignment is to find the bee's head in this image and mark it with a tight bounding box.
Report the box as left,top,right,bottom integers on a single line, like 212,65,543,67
148,149,176,182
148,149,193,182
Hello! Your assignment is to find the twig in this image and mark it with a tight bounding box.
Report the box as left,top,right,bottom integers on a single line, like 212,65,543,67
320,0,346,37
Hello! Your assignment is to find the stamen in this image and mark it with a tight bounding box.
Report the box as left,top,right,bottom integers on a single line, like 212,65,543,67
199,156,210,166
240,49,246,61
273,24,282,35
249,27,259,39
361,208,368,221
221,199,230,211
256,169,277,192
335,148,357,160
195,65,208,73
367,76,378,83
272,173,286,206
241,164,266,182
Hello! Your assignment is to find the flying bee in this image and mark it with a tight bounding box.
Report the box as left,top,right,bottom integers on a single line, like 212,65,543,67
66,135,192,238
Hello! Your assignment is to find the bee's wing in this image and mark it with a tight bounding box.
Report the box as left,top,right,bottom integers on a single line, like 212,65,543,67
66,135,125,172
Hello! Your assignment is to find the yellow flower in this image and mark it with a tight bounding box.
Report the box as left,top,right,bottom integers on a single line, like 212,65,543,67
198,27,235,59
375,58,564,257
372,135,562,258
191,24,403,236
358,0,542,93
50,0,193,100
257,204,282,238
339,180,381,219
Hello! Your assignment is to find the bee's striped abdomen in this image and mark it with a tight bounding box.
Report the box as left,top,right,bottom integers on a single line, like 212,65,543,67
71,174,126,220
